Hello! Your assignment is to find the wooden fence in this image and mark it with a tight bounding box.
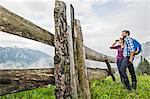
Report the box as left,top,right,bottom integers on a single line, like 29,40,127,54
0,1,115,99
0,68,113,96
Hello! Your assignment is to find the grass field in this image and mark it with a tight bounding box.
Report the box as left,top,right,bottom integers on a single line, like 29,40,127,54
90,75,150,99
0,75,150,99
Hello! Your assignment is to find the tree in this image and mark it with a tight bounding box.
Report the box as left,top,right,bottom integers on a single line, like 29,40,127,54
137,56,150,75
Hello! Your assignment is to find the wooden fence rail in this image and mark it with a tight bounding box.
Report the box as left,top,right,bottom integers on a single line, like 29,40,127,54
0,68,112,96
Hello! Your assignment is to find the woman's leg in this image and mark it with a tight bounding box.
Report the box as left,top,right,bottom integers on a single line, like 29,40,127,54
117,60,124,83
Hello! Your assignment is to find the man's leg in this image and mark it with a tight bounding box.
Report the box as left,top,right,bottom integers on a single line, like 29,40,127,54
128,63,137,90
120,57,131,90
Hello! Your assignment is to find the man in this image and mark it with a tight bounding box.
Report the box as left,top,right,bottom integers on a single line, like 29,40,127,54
120,30,137,90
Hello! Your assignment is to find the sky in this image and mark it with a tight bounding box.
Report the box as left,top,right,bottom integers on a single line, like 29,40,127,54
0,0,149,57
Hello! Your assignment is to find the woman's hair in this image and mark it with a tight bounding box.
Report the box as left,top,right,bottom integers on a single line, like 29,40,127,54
120,36,124,44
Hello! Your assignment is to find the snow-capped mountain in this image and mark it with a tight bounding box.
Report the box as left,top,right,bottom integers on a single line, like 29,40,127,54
0,47,54,69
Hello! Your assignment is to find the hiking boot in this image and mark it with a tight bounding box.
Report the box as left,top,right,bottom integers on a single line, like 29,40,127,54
127,86,132,91
132,82,137,90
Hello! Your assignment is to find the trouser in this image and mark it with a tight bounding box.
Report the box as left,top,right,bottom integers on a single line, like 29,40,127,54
116,60,124,83
120,56,137,90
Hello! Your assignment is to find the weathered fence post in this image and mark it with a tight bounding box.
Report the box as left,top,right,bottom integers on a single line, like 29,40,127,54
105,60,116,81
54,1,71,98
67,25,78,99
70,4,81,98
74,19,91,99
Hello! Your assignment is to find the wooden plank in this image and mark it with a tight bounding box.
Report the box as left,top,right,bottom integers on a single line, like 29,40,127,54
0,5,115,63
85,46,115,63
0,68,111,96
105,60,116,81
70,4,78,99
54,1,71,98
75,19,91,99
67,26,78,98
0,5,54,46
0,68,54,96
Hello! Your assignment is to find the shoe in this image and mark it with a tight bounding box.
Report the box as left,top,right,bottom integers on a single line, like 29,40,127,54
132,82,137,90
127,86,131,91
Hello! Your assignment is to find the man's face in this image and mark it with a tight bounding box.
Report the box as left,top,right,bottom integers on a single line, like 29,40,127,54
122,32,127,38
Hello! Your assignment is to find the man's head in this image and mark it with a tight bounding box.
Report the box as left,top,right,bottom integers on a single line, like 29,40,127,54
122,30,130,38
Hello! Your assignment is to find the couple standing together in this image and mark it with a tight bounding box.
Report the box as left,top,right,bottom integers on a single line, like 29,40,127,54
110,30,140,90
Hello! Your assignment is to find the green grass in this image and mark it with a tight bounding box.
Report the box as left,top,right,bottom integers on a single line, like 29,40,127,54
0,85,56,99
0,75,150,99
90,75,150,99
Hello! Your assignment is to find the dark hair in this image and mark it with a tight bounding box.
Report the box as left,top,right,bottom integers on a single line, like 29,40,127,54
122,30,130,36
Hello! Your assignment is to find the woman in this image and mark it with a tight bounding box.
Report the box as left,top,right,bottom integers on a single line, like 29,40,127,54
110,37,124,83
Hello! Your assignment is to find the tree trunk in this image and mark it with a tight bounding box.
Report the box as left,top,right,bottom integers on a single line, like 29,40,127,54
75,19,91,99
54,1,71,99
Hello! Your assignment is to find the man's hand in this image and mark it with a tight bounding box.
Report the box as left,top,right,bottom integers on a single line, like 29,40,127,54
129,52,135,63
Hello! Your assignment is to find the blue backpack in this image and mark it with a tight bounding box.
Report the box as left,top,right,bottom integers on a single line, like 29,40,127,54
132,38,142,55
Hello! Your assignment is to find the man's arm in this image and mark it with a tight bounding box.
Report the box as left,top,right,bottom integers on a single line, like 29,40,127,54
126,37,135,62
130,52,135,62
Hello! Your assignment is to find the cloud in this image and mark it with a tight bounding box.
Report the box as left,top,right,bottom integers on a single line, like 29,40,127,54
70,0,149,56
0,0,149,57
0,0,55,32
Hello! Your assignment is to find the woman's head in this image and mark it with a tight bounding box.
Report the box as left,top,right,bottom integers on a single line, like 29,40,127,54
119,36,124,44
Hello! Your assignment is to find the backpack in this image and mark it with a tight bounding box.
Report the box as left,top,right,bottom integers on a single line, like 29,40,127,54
132,38,142,55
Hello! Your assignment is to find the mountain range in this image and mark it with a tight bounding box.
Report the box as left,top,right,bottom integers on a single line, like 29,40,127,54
0,41,149,69
0,47,53,69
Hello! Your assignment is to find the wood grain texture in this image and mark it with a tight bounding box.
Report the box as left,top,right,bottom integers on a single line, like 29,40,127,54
0,68,111,96
0,5,54,46
75,19,91,99
0,68,54,96
54,1,71,98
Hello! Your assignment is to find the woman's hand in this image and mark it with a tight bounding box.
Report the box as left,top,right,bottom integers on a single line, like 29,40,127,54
115,40,119,42
129,58,133,63
110,39,119,49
